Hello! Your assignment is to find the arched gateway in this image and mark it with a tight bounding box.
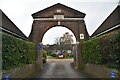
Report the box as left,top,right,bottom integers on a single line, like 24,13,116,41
29,3,89,70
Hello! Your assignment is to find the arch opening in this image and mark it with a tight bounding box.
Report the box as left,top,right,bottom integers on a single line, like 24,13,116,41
42,26,77,63
42,26,76,45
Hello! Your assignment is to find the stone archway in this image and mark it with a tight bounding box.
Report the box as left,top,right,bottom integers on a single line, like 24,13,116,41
28,3,89,70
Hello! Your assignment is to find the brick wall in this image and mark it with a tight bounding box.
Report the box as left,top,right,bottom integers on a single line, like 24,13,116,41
84,63,119,78
2,64,38,78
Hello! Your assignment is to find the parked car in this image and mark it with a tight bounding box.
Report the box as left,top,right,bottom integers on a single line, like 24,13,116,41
56,53,64,58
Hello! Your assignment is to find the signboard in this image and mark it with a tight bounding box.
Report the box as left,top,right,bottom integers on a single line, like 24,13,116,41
111,72,115,78
5,75,9,80
80,34,84,39
38,45,42,50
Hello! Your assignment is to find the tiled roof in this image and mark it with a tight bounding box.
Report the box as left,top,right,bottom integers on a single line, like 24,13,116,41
0,10,27,40
91,5,120,37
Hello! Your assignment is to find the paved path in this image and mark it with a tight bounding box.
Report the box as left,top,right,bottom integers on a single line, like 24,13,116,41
46,59,74,63
32,61,92,79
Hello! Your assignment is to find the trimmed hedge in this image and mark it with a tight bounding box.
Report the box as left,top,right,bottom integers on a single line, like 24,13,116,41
2,32,37,70
82,30,120,69
82,37,101,64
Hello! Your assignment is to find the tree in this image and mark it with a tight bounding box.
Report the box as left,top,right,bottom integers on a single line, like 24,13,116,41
60,32,73,44
54,37,60,45
54,32,74,53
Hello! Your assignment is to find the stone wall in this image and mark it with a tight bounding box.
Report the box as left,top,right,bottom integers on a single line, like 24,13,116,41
2,64,38,78
84,63,119,78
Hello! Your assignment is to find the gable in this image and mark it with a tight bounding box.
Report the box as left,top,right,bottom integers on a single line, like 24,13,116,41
32,3,85,18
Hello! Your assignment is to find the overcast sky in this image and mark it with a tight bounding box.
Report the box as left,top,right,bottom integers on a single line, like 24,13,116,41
0,0,119,44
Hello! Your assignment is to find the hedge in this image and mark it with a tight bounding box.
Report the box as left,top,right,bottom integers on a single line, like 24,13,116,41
2,32,37,70
82,37,101,64
82,30,120,70
41,49,47,64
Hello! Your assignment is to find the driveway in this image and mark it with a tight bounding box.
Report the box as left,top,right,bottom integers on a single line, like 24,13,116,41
31,61,92,79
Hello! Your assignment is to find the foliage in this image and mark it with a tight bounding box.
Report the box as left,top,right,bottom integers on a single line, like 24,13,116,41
54,32,73,52
60,32,73,44
55,32,73,44
82,37,101,64
47,51,52,56
82,30,120,69
107,32,120,69
41,50,47,64
2,32,37,70
48,52,56,57
50,53,56,57
69,54,74,57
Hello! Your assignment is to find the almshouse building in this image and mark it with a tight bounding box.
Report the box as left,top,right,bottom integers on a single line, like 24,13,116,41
91,3,120,37
0,10,27,40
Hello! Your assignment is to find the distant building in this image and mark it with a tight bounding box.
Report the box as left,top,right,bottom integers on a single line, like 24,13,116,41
46,44,73,53
91,3,120,38
0,10,27,40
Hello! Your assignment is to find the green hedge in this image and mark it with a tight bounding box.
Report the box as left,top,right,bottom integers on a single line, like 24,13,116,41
2,32,37,70
82,37,101,64
82,30,120,69
42,50,47,64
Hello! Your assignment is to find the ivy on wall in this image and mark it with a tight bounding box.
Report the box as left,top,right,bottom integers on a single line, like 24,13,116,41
82,30,120,70
2,32,37,70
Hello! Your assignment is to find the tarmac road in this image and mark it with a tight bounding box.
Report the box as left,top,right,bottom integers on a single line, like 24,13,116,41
31,62,92,79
